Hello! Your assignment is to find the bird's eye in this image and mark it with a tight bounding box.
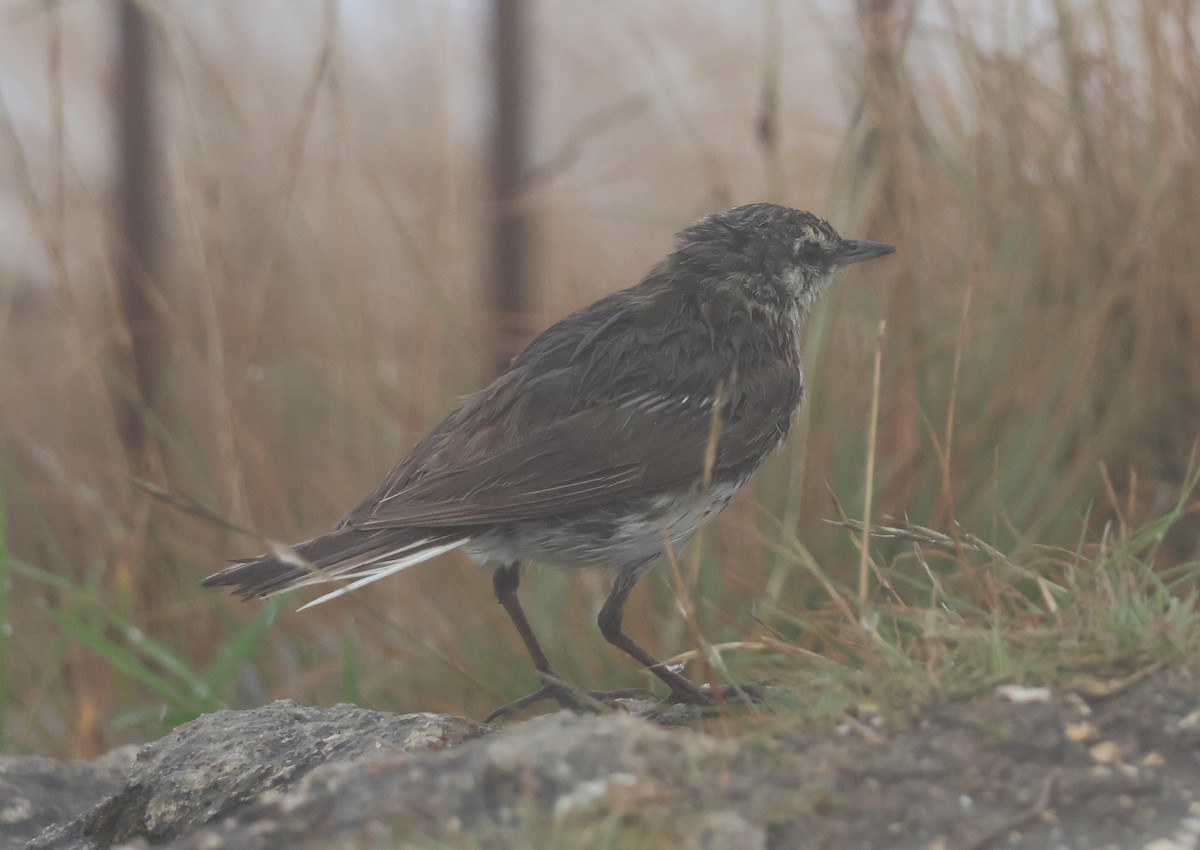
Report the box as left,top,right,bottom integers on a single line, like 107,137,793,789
792,239,823,265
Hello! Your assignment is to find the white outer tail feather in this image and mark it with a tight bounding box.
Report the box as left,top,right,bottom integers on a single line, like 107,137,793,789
296,538,468,611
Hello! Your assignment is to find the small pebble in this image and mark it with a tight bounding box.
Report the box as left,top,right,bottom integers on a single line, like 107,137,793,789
1089,740,1121,764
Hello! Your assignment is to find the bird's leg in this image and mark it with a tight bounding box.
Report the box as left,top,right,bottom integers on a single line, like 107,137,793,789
597,571,715,705
486,561,585,721
493,561,557,675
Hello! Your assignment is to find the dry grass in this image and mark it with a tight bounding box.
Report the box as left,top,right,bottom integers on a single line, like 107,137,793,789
0,0,1198,757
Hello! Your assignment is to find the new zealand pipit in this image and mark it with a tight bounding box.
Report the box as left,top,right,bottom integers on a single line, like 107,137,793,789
203,203,894,718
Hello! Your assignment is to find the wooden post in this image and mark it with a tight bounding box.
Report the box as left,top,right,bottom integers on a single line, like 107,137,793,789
113,0,165,469
487,0,534,376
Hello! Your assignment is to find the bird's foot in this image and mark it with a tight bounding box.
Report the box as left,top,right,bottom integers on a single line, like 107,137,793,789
484,674,773,722
484,680,665,722
657,679,771,715
484,678,584,723
483,672,637,722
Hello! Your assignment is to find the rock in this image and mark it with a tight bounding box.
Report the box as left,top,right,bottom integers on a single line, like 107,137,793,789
0,746,136,850
12,666,1200,849
174,710,746,850
20,701,767,850
25,701,486,850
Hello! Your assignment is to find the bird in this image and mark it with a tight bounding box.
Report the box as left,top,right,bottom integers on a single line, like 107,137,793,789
203,203,894,719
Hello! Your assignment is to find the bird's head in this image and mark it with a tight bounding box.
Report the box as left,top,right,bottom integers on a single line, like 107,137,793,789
672,203,894,318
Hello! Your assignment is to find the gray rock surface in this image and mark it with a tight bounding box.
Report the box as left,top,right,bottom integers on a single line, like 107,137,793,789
22,701,486,850
0,746,136,850
8,667,1200,849
174,710,759,850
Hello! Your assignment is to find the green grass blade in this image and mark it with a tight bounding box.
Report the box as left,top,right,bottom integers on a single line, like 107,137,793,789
201,600,278,696
40,600,204,714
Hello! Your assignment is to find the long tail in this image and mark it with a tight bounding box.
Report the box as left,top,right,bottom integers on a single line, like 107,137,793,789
202,527,470,608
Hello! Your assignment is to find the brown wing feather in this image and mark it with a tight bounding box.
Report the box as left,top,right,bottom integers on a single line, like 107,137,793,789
354,404,720,527
339,272,804,531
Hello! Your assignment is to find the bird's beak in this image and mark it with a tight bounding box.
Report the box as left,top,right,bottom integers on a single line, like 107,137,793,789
836,239,896,266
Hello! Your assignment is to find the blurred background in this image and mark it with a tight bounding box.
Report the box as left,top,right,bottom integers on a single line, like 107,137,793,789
0,0,1197,757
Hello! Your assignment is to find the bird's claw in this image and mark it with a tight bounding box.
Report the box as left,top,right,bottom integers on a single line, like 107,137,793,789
484,681,668,722
663,679,771,709
483,679,584,722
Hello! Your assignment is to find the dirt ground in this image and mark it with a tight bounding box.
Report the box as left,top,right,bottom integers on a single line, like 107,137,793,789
772,663,1200,849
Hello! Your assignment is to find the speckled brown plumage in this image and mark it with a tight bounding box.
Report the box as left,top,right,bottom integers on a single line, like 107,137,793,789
203,203,894,716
